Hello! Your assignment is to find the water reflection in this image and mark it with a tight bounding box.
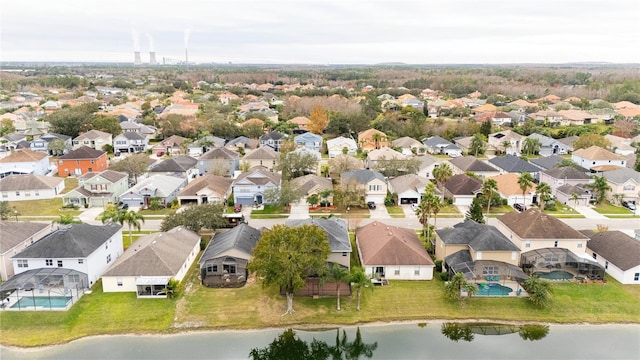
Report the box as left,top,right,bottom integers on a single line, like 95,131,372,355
440,322,549,342
249,327,378,360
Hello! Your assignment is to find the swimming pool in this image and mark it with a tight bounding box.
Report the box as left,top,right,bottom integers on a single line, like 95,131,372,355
11,296,72,309
475,283,513,296
533,270,574,280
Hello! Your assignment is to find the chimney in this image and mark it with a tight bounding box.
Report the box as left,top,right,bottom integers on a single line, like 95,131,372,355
134,51,142,65
149,52,157,65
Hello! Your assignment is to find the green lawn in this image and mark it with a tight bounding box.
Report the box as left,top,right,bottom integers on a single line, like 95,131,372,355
60,177,78,194
593,203,633,215
138,208,176,216
251,205,288,214
10,198,81,217
385,206,405,218
539,202,583,217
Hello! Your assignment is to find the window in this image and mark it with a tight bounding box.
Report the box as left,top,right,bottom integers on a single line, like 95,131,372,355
68,274,80,283
15,191,20,196
592,253,597,260
554,240,558,248
17,259,28,268
76,160,80,165
57,260,63,267
634,273,639,281
46,259,53,266
107,254,112,263
117,278,123,286
577,241,583,248
78,259,84,264
482,266,499,275
342,252,347,257
35,191,39,196
223,264,236,274
90,160,94,164
25,192,30,197
394,269,400,276
2,193,7,198
207,265,218,273
605,261,608,270
525,240,531,248
414,267,420,276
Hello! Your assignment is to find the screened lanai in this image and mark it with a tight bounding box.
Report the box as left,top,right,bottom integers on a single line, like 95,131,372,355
0,268,88,311
520,248,605,282
447,259,528,282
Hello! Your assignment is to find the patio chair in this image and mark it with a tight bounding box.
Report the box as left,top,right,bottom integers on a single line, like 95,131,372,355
516,289,522,296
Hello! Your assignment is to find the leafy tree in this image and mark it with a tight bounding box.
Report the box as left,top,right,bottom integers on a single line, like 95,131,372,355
249,224,331,315
535,182,552,211
0,118,15,136
329,154,364,178
433,163,453,196
587,175,612,205
160,203,226,232
206,158,231,176
44,103,99,137
308,105,329,134
522,137,541,156
52,214,82,225
554,158,581,169
469,133,486,156
482,178,498,219
372,156,420,178
99,205,144,247
517,172,534,208
47,138,69,156
326,263,350,311
612,119,637,138
332,184,365,209
569,192,580,207
276,149,319,180
307,194,319,207
444,272,478,301
522,275,552,307
349,267,371,311
441,323,474,342
108,153,149,184
465,197,485,223
573,133,611,150
263,181,302,207
243,123,265,139
479,121,492,137
91,114,122,136
0,201,14,220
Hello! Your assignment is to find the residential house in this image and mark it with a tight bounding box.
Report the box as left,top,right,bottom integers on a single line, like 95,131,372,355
62,170,129,208
30,133,71,155
177,175,233,206
416,154,439,179
73,130,112,151
527,133,569,157
0,221,50,281
435,220,524,283
198,147,239,177
529,155,567,173
294,132,323,152
422,136,462,157
102,226,200,297
509,99,538,112
259,131,287,152
388,174,434,205
290,146,322,174
151,135,187,156
287,116,310,132
340,169,387,204
488,173,537,207
291,174,333,202
0,133,27,157
119,174,187,208
232,166,281,206
357,221,435,281
0,148,50,178
187,135,225,158
199,223,261,288
148,155,199,182
558,109,598,125
529,110,564,126
604,134,636,156
572,146,626,172
556,184,592,206
448,156,500,178
11,223,123,287
488,130,523,156
326,136,358,158
225,136,259,152
358,129,389,152
474,111,512,126
57,146,108,177
443,174,482,206
285,218,352,296
557,136,579,153
392,136,424,156
581,230,640,284
365,147,406,171
242,147,279,172
496,208,589,255
539,167,592,197
112,132,149,154
602,167,640,206
488,154,540,175
0,174,65,202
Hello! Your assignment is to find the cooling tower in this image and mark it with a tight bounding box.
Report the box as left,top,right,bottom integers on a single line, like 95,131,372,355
149,52,157,65
134,51,142,65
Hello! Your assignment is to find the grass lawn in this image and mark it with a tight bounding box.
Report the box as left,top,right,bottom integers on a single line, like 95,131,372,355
486,205,514,217
251,205,288,214
60,177,78,194
593,203,633,215
385,206,405,218
138,208,176,216
10,198,81,217
538,202,584,217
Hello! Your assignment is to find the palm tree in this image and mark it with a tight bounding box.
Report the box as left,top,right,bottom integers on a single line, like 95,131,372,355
122,210,145,247
429,195,442,241
501,140,511,155
522,137,541,157
535,182,552,212
52,214,82,225
588,175,612,205
350,267,370,311
433,163,453,197
415,195,432,240
569,192,580,207
470,133,485,157
517,172,534,208
444,272,478,301
327,263,351,311
372,132,383,150
482,178,498,220
523,275,552,307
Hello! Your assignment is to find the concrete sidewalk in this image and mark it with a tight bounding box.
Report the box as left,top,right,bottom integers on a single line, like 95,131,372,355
573,205,608,220
77,207,104,225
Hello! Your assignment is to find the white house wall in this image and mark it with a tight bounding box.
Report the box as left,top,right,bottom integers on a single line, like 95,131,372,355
1,187,60,202
585,248,640,285
364,265,434,280
102,275,137,292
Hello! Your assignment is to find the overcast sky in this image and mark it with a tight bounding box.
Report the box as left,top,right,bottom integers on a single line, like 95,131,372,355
2,0,639,64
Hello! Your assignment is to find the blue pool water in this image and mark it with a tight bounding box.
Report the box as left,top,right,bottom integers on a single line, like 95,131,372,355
11,296,72,309
475,283,513,296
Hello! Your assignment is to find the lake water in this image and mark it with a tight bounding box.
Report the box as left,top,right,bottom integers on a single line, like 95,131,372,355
1,322,639,360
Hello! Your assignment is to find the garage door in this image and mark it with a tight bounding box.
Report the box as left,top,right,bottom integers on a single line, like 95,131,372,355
235,197,254,206
400,197,418,205
366,195,385,204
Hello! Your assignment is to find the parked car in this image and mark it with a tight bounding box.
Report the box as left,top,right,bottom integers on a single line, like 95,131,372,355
367,201,377,210
233,203,243,213
622,201,636,211
114,151,121,157
118,203,129,210
513,203,525,212
157,151,164,157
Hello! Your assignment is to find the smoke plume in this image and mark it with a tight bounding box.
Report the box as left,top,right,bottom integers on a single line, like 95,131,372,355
145,33,155,52
131,28,140,51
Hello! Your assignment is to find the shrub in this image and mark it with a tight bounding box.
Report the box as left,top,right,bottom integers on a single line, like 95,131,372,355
200,238,208,250
435,260,443,273
440,272,449,281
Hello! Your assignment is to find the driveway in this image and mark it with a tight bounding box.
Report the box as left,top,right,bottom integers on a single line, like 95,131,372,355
401,205,417,218
572,205,608,220
288,199,310,220
77,207,104,225
369,204,391,219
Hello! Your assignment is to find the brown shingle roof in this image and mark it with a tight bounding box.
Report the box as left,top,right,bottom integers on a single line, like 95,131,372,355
580,230,640,271
497,208,588,240
0,174,64,191
444,174,482,196
0,149,47,163
573,146,624,161
489,173,537,197
58,146,105,160
356,222,434,266
178,175,232,197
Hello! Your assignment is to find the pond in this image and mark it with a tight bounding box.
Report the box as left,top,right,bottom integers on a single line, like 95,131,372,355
1,322,638,360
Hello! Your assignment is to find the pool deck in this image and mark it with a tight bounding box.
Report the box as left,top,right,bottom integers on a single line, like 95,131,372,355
1,287,83,311
468,280,528,297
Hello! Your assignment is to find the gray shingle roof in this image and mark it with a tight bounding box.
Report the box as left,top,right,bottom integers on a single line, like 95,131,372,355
58,146,105,160
178,175,232,197
149,156,197,173
603,167,640,184
285,218,351,252
529,155,565,170
542,167,591,180
243,147,278,160
340,169,385,185
0,221,50,253
435,220,520,251
449,156,497,172
199,223,261,264
0,174,64,191
581,230,640,271
444,174,482,196
12,223,122,259
489,154,540,173
200,147,239,160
